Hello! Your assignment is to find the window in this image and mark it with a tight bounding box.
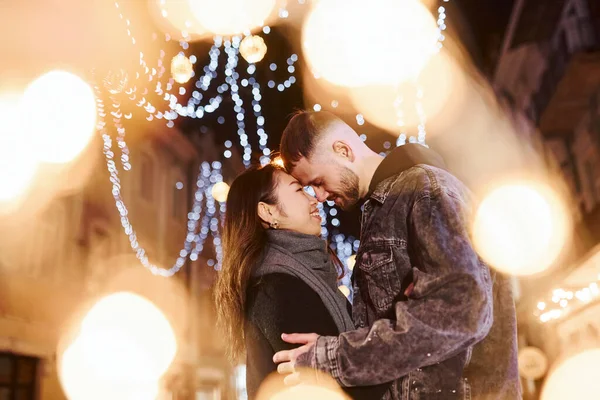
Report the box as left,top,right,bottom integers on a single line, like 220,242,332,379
0,353,38,400
140,153,154,201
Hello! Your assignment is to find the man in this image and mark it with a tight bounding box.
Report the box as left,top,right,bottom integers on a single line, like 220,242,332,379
273,110,521,399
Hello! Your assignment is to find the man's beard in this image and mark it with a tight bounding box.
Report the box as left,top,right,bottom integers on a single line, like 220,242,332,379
335,166,360,210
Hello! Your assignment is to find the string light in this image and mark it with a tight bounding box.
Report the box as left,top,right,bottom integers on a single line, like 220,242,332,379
239,35,268,64
394,92,408,146
415,85,428,147
356,113,365,126
436,5,448,51
393,2,450,146
96,79,228,275
171,53,194,84
537,282,600,323
111,0,304,124
266,54,298,93
224,38,253,167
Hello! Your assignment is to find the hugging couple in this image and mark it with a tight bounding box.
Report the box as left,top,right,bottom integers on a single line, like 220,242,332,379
214,110,521,400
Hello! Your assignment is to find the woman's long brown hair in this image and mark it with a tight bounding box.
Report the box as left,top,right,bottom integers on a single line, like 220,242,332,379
214,164,346,363
214,164,283,362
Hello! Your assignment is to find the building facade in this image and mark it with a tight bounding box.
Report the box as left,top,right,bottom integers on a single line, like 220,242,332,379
494,0,600,397
0,123,237,399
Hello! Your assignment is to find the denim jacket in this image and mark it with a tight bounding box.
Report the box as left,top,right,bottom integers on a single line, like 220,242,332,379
297,146,521,400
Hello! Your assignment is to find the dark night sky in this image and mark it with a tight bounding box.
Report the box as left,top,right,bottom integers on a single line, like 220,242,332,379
457,0,516,74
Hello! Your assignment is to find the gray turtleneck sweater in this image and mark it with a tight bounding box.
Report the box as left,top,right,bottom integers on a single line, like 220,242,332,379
253,229,355,332
244,229,390,400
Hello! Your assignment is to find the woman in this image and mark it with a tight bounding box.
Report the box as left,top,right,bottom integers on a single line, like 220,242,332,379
214,164,388,399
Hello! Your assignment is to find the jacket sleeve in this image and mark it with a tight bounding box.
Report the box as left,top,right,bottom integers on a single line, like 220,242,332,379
296,187,494,387
250,274,390,399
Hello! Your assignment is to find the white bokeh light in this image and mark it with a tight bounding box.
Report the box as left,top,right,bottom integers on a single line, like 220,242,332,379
302,0,439,87
22,70,97,164
188,0,276,35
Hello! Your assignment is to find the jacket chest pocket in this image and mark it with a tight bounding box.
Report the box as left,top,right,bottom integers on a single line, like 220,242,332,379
358,242,403,314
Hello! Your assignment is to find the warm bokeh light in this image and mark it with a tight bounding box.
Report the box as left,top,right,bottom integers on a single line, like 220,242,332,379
21,70,96,164
171,54,194,84
188,0,276,35
60,338,161,400
346,254,356,271
270,385,348,400
302,0,439,87
338,285,350,297
272,156,285,168
80,292,177,380
59,292,177,400
472,182,570,276
256,368,349,400
518,346,548,380
150,0,208,39
240,35,268,64
541,349,600,400
0,93,39,203
211,181,230,203
348,51,466,134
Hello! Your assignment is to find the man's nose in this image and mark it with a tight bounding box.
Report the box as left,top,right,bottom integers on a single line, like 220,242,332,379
314,188,329,202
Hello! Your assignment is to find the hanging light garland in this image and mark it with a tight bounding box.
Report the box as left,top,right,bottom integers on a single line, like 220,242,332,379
97,0,452,277
394,2,448,147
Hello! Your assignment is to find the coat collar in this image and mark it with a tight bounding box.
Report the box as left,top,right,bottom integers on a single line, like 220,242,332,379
367,144,446,204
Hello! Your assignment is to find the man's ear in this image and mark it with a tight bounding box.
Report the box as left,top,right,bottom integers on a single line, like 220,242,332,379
332,140,355,162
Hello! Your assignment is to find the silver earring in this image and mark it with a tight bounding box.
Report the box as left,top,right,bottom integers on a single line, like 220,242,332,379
270,220,279,229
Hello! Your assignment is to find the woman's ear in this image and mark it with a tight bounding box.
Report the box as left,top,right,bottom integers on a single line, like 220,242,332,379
257,201,275,225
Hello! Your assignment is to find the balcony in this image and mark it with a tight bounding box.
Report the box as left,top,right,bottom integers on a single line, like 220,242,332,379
532,17,600,135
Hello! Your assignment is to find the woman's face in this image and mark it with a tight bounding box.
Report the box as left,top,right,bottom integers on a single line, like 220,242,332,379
274,171,322,236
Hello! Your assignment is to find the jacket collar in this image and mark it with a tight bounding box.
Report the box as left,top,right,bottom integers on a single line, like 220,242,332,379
367,144,446,204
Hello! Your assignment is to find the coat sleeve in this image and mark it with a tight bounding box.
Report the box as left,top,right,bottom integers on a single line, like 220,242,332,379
249,273,391,399
296,187,494,387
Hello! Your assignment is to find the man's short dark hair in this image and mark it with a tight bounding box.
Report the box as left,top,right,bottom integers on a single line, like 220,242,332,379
279,110,341,172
